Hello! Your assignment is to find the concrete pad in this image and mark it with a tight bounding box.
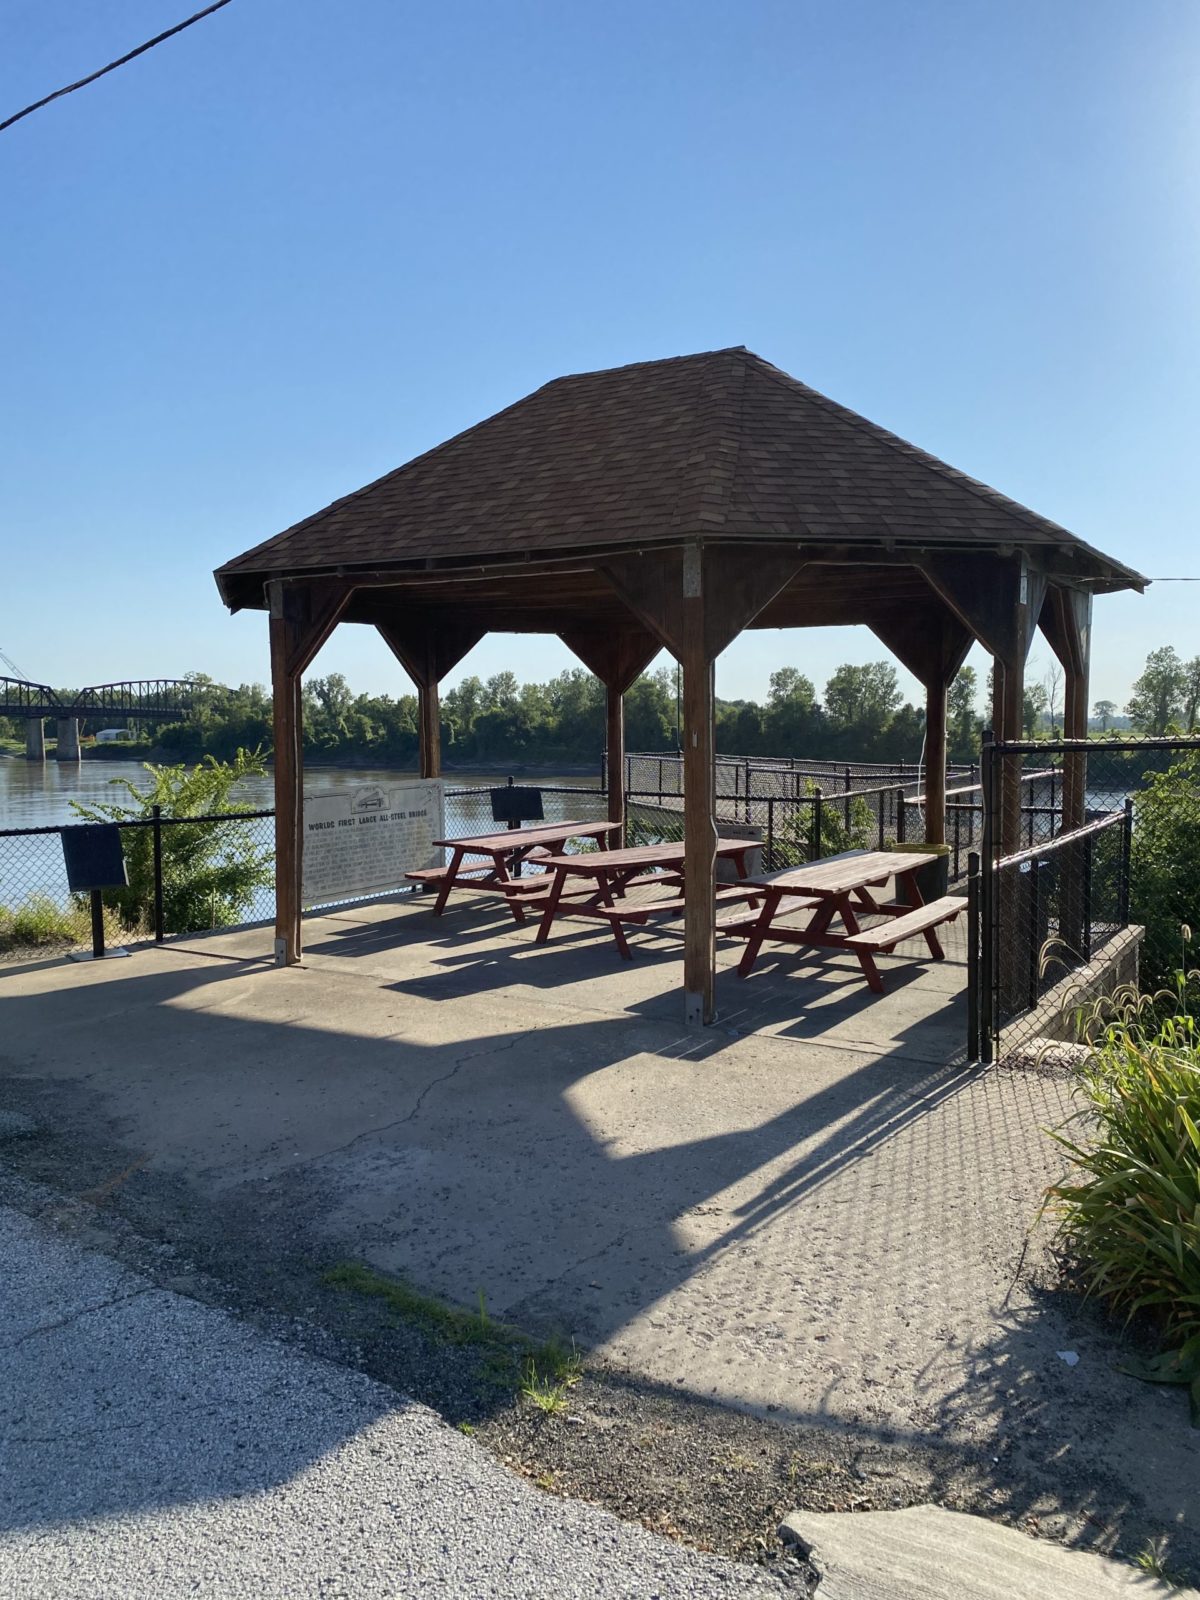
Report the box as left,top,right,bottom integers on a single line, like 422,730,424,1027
781,1505,1194,1599
1,897,1197,1568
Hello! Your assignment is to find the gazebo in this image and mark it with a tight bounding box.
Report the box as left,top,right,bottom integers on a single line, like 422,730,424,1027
215,347,1144,1024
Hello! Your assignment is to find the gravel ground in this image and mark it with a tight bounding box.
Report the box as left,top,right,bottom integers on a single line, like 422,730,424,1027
0,1202,803,1600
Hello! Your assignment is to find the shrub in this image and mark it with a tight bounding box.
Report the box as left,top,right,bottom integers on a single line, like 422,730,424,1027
1045,1009,1200,1424
1130,751,1200,991
70,750,274,936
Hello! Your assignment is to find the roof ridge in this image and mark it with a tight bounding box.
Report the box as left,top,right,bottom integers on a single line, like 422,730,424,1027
545,346,749,387
739,351,1072,543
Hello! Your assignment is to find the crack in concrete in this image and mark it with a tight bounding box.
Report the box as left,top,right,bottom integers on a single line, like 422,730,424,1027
3,1286,152,1351
292,1028,541,1169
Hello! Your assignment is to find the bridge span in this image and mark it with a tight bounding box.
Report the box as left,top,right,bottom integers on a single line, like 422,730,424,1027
0,678,198,761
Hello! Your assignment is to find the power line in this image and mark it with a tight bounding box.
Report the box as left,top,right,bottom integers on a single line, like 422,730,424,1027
1,0,236,135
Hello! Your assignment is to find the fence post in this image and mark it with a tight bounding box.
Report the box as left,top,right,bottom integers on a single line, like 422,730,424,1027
966,851,981,1061
744,757,752,824
1028,860,1042,1011
896,789,906,843
811,787,823,860
766,796,775,868
979,731,996,1062
843,767,852,831
152,803,164,943
1082,831,1094,962
1119,796,1133,926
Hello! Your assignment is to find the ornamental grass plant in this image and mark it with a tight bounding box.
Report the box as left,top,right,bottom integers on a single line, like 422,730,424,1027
1046,987,1200,1424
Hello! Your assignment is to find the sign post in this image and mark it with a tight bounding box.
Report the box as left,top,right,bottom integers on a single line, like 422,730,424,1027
61,823,130,961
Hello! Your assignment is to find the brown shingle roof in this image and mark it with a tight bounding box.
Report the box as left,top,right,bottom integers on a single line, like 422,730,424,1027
215,347,1144,602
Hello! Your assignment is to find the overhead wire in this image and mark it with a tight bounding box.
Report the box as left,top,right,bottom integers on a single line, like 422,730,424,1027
1,0,236,134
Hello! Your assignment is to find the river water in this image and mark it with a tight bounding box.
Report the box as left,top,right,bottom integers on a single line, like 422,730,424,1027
0,758,600,831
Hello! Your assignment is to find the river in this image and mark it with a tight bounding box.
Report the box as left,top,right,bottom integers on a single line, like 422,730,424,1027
0,758,600,832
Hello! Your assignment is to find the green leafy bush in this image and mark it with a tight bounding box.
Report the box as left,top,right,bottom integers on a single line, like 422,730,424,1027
1046,1008,1200,1423
71,750,274,936
1130,751,1200,991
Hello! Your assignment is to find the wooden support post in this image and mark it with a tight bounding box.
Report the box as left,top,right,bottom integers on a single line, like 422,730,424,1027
868,600,971,851
1000,649,1025,855
270,606,303,967
267,578,356,966
924,678,948,846
418,670,442,780
377,616,484,783
681,547,716,1026
559,624,660,836
1040,586,1092,832
598,545,804,1026
605,684,625,825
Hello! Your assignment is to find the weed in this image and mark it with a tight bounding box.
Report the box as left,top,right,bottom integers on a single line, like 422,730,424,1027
534,1471,556,1490
1133,1535,1189,1588
520,1342,581,1416
323,1262,497,1348
456,1421,475,1437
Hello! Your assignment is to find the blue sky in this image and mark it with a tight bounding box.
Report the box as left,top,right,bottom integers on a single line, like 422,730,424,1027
3,0,1198,712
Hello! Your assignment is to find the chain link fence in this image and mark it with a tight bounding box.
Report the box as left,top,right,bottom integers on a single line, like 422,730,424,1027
0,781,609,962
974,735,1200,1060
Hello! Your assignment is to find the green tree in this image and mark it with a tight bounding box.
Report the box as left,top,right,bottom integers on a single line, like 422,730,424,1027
1183,657,1200,733
1126,647,1185,735
948,666,978,762
71,751,274,935
823,662,900,739
1092,699,1117,732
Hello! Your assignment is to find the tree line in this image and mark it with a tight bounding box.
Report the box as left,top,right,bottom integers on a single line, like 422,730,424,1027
15,660,982,769
4,642,1186,768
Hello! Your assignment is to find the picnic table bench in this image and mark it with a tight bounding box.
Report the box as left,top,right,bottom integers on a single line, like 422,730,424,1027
406,820,621,922
533,838,761,959
723,849,965,993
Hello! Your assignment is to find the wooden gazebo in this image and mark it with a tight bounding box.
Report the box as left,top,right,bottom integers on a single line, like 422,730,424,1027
215,347,1144,1023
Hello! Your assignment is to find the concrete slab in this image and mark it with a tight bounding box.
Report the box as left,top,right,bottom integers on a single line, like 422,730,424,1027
781,1505,1195,1599
0,895,1196,1570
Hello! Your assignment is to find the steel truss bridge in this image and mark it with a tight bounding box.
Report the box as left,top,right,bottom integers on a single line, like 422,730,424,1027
0,677,198,723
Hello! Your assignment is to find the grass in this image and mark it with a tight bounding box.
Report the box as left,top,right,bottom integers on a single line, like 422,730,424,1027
0,892,126,955
1133,1535,1190,1588
1043,999,1200,1425
323,1261,584,1415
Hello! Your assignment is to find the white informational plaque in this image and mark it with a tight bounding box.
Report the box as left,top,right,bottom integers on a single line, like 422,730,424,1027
301,780,445,906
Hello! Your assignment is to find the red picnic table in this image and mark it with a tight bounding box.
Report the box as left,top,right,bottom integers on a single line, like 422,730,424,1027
724,849,965,993
532,837,762,959
406,819,621,922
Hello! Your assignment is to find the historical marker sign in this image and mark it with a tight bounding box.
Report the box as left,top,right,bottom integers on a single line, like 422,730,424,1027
301,780,444,906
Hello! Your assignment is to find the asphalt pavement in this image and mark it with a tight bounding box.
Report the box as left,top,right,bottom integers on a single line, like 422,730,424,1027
0,1204,792,1599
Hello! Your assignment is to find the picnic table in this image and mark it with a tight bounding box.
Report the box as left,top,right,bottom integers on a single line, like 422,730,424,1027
724,849,965,993
531,838,761,959
405,820,621,922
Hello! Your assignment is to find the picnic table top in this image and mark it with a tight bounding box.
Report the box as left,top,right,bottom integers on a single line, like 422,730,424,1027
744,849,938,896
536,837,757,873
431,820,620,854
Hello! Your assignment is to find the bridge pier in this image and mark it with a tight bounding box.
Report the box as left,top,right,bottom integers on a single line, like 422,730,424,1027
55,717,81,762
24,718,45,761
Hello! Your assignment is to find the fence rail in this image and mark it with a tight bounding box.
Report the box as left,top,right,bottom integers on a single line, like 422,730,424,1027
970,732,1200,1061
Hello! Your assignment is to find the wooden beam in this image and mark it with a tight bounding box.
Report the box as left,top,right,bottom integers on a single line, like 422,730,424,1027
599,548,806,661
680,547,717,1025
1040,586,1092,831
560,627,660,827
268,592,303,967
869,602,972,846
265,578,355,966
918,554,1044,665
377,619,485,781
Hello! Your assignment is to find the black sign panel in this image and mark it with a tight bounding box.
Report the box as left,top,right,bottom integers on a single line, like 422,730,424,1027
490,786,544,825
61,824,128,892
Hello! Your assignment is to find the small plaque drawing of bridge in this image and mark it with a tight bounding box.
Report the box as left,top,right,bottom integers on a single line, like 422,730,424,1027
1,677,199,761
